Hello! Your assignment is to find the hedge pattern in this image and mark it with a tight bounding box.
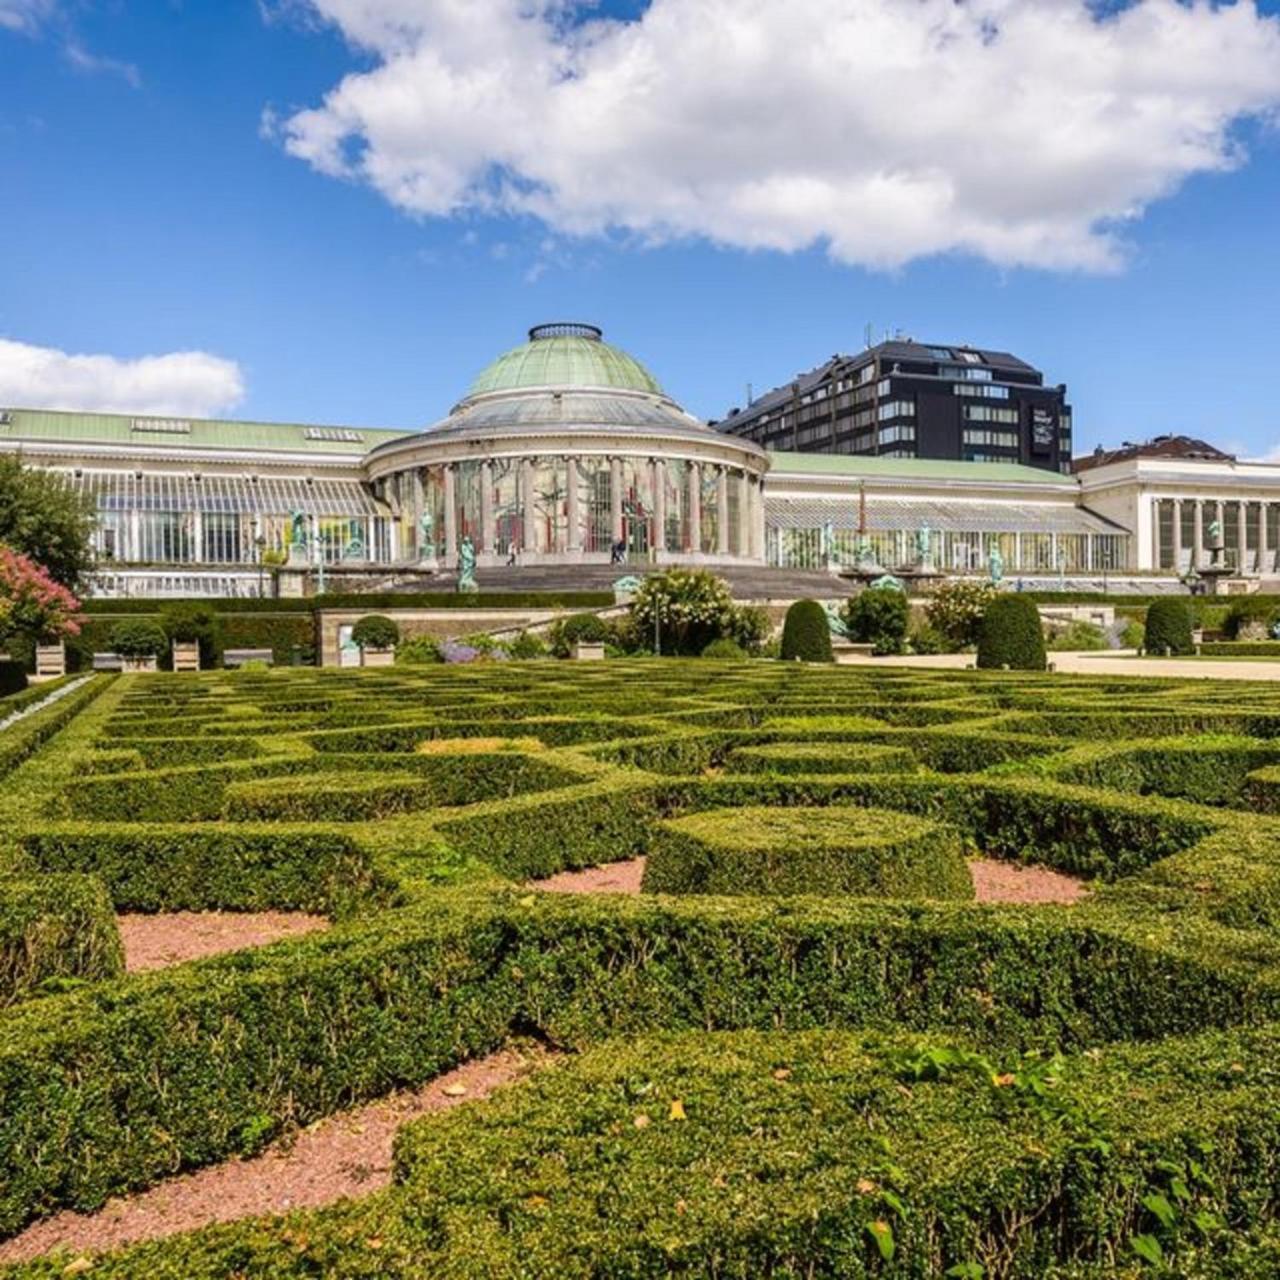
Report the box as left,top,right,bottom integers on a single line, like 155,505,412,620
4,661,1280,1276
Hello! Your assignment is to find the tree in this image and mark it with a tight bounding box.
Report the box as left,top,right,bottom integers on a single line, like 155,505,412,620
160,603,224,668
351,614,401,650
1144,599,1194,656
630,569,741,656
0,545,83,648
0,455,97,590
924,580,997,650
842,586,909,655
780,599,833,662
975,595,1046,670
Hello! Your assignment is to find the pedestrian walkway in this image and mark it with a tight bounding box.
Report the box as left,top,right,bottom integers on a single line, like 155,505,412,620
838,650,1280,681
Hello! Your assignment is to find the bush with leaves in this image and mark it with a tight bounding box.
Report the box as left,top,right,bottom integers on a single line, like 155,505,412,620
1223,597,1276,641
629,570,746,657
159,603,223,669
975,595,1046,670
506,630,549,660
924,579,997,649
1046,620,1108,652
701,637,748,661
109,619,167,659
351,615,400,650
727,605,771,655
394,636,443,665
1145,599,1195,657
0,545,83,649
779,599,833,663
909,624,948,655
0,455,97,590
547,612,611,658
842,586,910,656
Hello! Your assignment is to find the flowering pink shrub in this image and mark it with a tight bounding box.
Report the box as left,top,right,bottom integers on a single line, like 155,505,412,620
0,545,83,644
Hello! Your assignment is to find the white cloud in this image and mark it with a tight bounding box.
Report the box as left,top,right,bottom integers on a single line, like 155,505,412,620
0,339,246,417
275,0,1280,272
0,0,54,34
64,40,140,87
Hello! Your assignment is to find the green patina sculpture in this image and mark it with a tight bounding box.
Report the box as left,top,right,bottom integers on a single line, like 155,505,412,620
988,544,1005,585
289,510,308,551
458,534,478,593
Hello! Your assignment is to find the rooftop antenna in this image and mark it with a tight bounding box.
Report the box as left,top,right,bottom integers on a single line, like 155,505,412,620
864,323,874,350
746,382,753,406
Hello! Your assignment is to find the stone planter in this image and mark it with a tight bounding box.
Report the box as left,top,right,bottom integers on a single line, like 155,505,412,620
171,641,201,672
35,643,66,678
361,646,396,668
120,654,158,673
572,641,606,661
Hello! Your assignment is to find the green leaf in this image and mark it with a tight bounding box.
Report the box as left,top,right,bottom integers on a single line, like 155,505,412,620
1141,1192,1177,1230
866,1220,895,1261
1193,1210,1225,1235
1131,1234,1164,1266
945,1264,984,1279
880,1189,907,1219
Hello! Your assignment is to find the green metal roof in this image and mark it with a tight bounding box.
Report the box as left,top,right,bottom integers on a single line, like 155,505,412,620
766,451,1074,486
0,407,413,456
466,324,663,398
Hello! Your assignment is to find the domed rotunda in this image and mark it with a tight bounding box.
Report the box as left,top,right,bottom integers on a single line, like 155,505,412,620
364,323,768,568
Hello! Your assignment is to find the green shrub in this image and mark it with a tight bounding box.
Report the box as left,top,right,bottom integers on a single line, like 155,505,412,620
1047,620,1108,652
724,742,916,776
908,624,948,655
159,602,223,668
643,804,973,900
976,596,1046,670
629,569,745,657
727,605,771,654
842,586,909,655
925,579,998,648
108,619,167,659
1144,599,1195,656
779,599,833,662
1,874,123,1006
507,630,549,660
700,637,747,660
351,614,400,650
396,635,443,664
548,612,611,658
1120,620,1145,650
0,658,27,697
1224,596,1277,641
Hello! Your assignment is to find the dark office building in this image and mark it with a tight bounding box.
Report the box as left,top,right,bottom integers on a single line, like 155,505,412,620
713,339,1072,473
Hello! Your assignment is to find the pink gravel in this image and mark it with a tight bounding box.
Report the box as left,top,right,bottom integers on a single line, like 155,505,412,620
532,855,1088,904
118,910,330,972
0,1048,538,1264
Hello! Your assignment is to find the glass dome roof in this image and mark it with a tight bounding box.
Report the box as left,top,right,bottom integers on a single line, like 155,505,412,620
465,323,663,398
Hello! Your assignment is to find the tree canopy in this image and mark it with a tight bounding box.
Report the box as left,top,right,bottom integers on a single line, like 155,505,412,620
0,455,97,589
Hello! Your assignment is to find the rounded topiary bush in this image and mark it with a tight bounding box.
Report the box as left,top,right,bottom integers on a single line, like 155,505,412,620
779,600,833,663
975,595,1046,670
841,586,909,655
548,612,610,658
160,602,223,668
351,614,400,650
701,638,747,661
109,619,167,659
1144,599,1194,656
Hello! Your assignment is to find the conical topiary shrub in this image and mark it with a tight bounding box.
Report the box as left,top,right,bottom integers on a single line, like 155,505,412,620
1144,599,1194,656
975,595,1046,670
780,599,833,663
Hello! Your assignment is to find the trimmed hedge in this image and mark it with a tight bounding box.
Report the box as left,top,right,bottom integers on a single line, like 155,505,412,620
643,805,973,900
0,873,123,1006
1144,598,1195,657
81,590,615,614
780,599,834,663
0,676,108,779
976,595,1046,670
725,741,917,775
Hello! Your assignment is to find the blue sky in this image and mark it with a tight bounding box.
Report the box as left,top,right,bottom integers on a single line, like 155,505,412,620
3,0,1280,456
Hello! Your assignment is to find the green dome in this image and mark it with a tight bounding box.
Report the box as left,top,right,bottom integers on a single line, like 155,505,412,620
466,323,663,398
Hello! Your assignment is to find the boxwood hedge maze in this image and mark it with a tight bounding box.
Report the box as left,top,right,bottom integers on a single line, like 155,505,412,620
5,663,1280,1277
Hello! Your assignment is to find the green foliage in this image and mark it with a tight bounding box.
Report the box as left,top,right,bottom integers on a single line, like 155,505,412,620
1047,620,1109,652
1144,599,1195,657
727,604,771,654
159,602,223,668
908,624,949,655
1121,620,1145,650
629,569,750,656
0,873,123,1006
842,586,910,655
547,612,611,657
395,634,444,664
976,595,1047,670
780,598,834,662
1223,596,1277,640
700,637,748,660
351,613,401,650
507,629,549,660
725,741,917,776
644,804,973,899
0,454,97,589
925,579,998,649
108,618,169,659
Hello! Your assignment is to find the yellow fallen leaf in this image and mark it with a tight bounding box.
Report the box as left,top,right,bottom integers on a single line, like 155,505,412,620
63,1261,93,1277
365,1237,383,1250
669,1099,687,1121
992,1073,1016,1087
856,1178,877,1195
772,1067,792,1081
634,1113,651,1129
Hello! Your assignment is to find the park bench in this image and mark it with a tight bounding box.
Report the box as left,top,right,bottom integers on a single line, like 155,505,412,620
91,652,124,672
223,648,274,669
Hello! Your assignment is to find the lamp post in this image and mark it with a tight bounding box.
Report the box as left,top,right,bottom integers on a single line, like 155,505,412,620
254,534,267,598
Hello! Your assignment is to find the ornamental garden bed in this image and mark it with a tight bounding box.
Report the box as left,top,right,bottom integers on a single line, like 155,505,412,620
2,661,1280,1275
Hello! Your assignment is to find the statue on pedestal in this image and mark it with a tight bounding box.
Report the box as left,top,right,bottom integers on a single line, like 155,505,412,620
457,534,478,594
287,510,309,566
418,511,436,562
915,523,933,571
988,543,1005,585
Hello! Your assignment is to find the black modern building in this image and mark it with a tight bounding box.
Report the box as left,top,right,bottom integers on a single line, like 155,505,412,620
713,339,1072,473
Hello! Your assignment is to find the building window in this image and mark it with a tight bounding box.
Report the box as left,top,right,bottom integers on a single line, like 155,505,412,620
962,429,1019,448
964,405,1020,424
953,383,1010,400
877,400,915,422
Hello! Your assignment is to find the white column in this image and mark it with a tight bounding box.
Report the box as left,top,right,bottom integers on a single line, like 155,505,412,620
1261,502,1270,575
565,456,581,552
480,461,494,554
751,477,765,560
129,509,141,562
1171,498,1182,574
1150,497,1162,572
1193,500,1204,571
737,471,751,559
652,459,667,553
190,511,203,564
609,456,624,544
1238,500,1248,574
443,464,458,562
687,462,702,554
521,458,537,554
716,466,730,556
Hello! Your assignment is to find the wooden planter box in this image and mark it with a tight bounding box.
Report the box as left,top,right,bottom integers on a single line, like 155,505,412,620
35,644,66,678
572,641,606,661
361,646,396,668
120,655,158,673
171,641,201,672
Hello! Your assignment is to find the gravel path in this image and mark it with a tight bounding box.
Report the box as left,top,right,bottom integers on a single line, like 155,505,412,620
118,910,330,972
532,855,1087,904
0,1049,538,1264
0,675,91,734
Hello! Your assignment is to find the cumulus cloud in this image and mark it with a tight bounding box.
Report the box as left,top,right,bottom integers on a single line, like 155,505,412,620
274,0,1280,271
0,0,55,34
0,339,246,417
